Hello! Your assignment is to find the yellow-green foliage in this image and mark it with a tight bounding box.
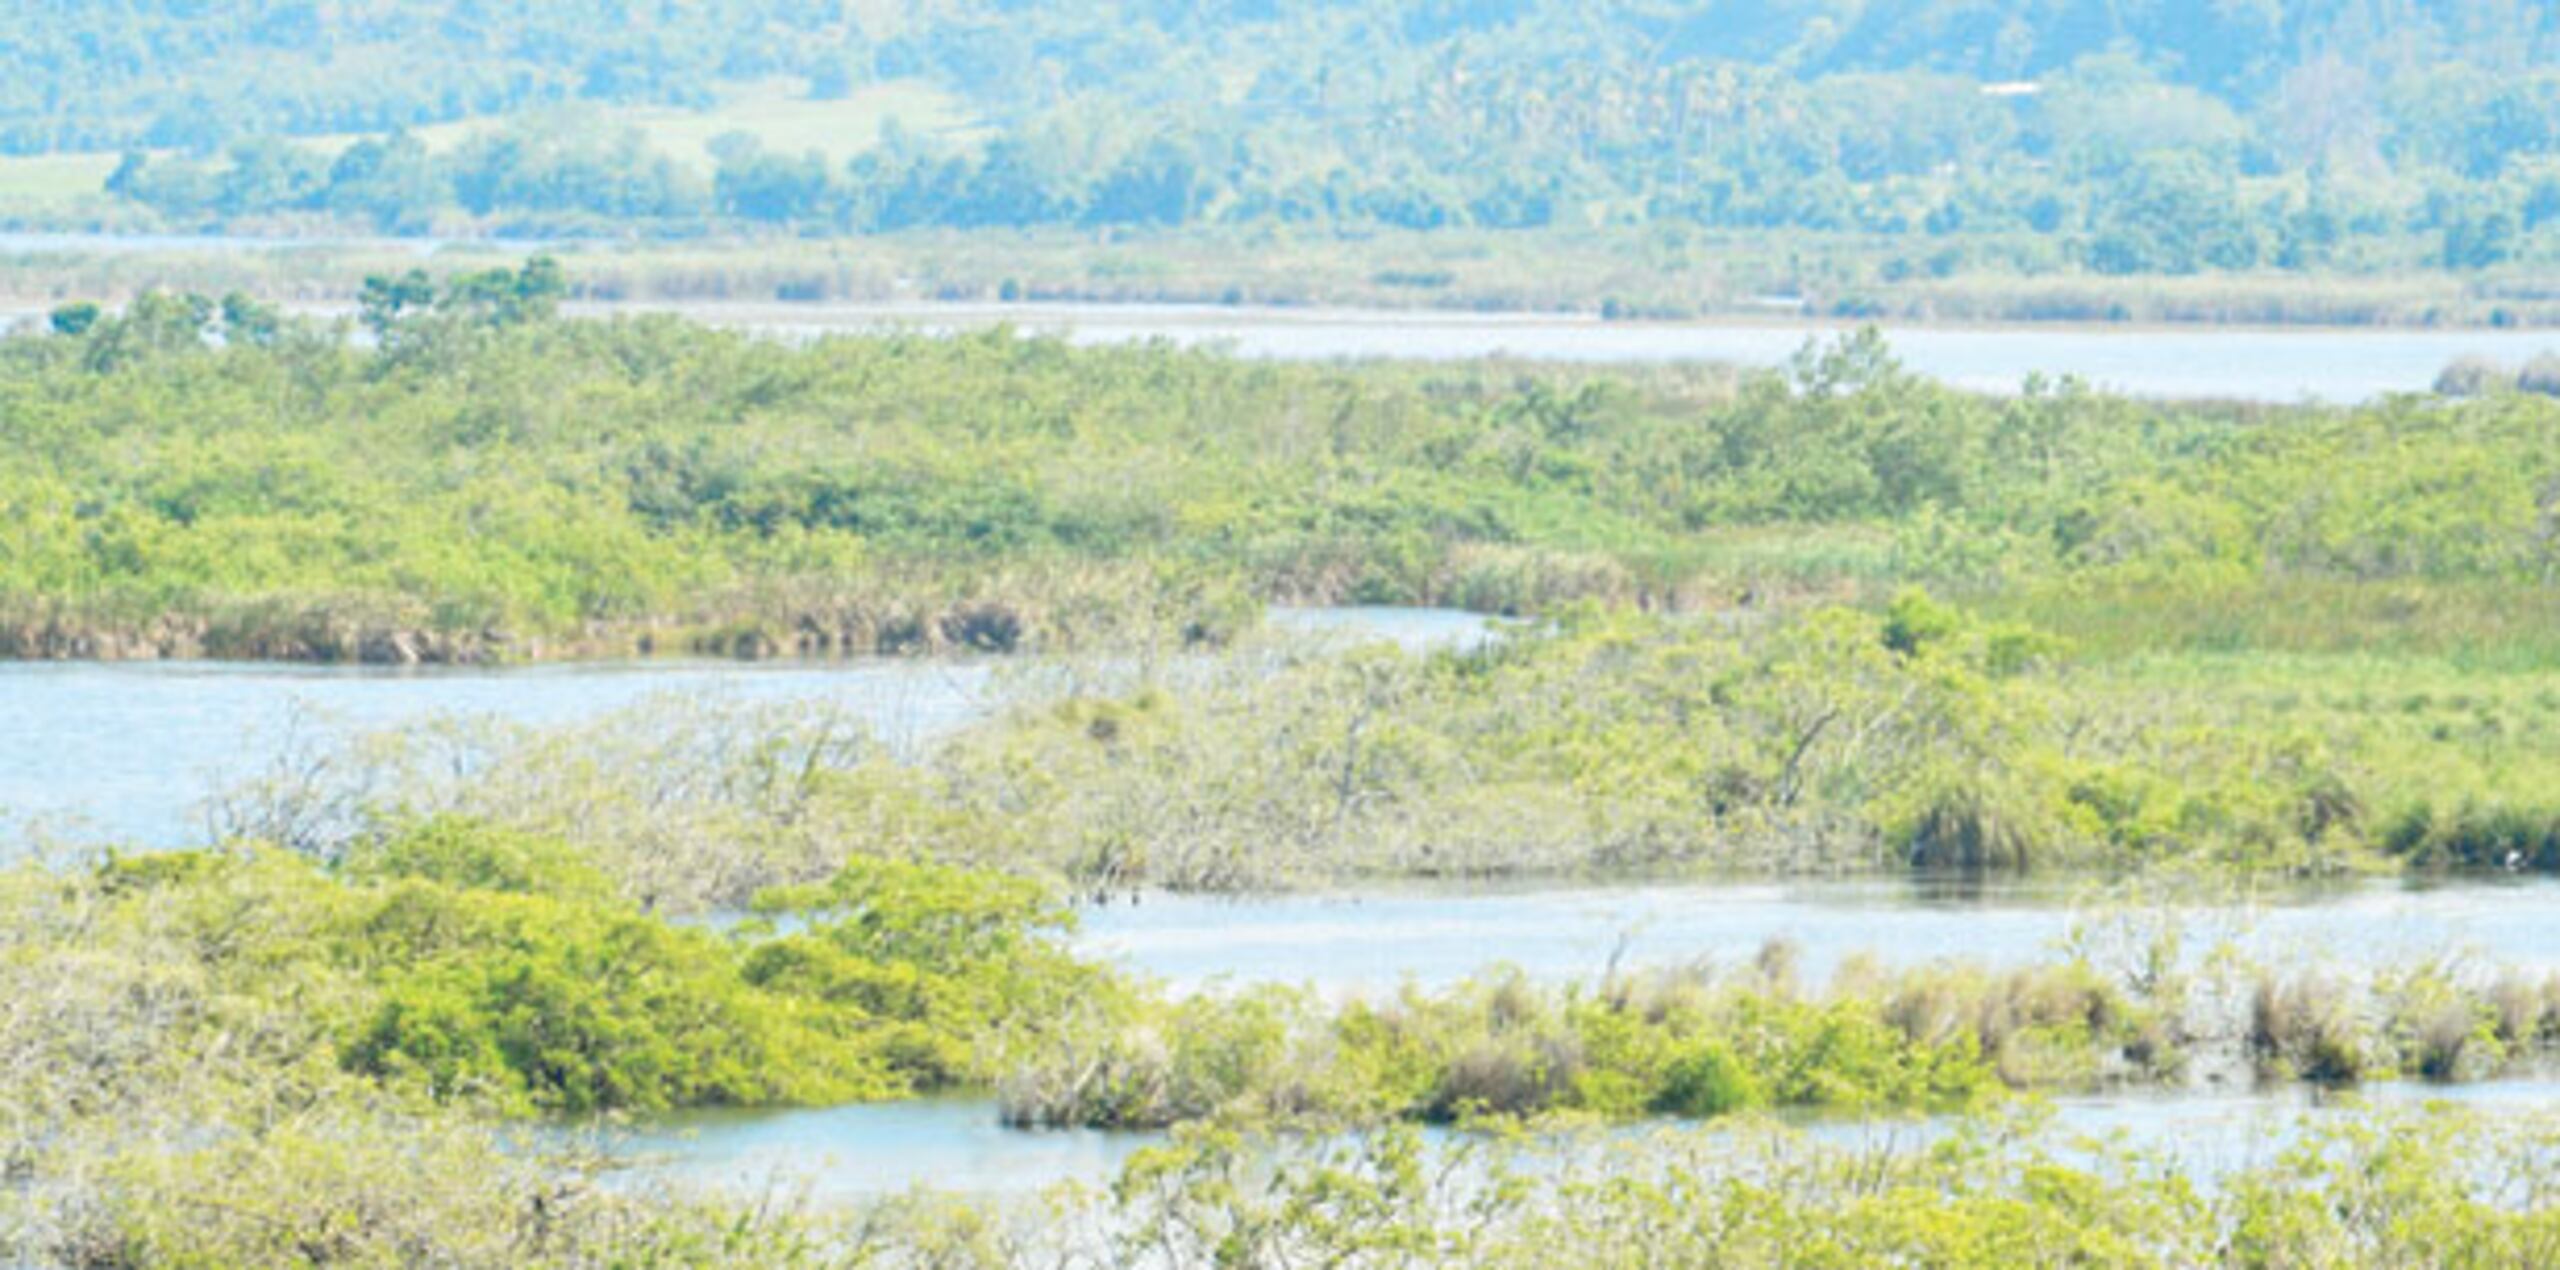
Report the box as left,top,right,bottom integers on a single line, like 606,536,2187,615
341,814,616,901
47,836,1102,1116
36,1098,2560,1267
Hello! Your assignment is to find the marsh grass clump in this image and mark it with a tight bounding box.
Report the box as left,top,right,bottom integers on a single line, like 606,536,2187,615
990,986,1348,1130
1873,960,2159,1086
1900,778,2047,871
2520,353,2560,399
1434,1028,1590,1121
2436,356,2510,398
2402,995,2495,1081
2250,972,2379,1083
2240,960,2560,1087
2487,971,2560,1051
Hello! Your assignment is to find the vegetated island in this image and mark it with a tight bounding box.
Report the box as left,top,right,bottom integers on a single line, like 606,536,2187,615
9,260,2560,666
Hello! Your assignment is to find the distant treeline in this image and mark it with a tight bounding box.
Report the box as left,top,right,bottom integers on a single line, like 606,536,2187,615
24,2,2560,274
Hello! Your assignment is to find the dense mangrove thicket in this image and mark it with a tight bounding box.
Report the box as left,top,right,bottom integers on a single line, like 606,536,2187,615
16,803,2559,1134
0,824,2024,1138
9,287,2560,662
932,603,2560,883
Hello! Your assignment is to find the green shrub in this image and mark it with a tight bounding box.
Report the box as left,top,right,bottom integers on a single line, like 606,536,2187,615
1653,1041,1763,1117
342,815,614,901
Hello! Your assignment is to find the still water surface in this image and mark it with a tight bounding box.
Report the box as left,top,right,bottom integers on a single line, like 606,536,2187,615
645,300,2560,404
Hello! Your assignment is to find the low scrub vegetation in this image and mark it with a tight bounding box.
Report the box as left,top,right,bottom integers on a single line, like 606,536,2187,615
18,281,2560,1263
193,591,2560,901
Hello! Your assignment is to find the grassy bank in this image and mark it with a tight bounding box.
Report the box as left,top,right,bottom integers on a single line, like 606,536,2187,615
3,231,2558,328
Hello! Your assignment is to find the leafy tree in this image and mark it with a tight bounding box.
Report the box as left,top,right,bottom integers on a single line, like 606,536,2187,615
714,141,837,223
322,130,444,232
2087,150,2261,274
47,301,99,337
357,268,438,339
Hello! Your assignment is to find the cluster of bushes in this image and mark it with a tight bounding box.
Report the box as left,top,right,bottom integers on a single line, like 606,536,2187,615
26,822,1100,1116
917,598,2560,885
994,954,2160,1132
19,739,2560,1260
2437,352,2560,399
28,1092,2560,1266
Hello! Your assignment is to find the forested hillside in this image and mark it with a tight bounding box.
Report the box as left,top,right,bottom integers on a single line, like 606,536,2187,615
12,1,2556,146
8,2,2559,280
